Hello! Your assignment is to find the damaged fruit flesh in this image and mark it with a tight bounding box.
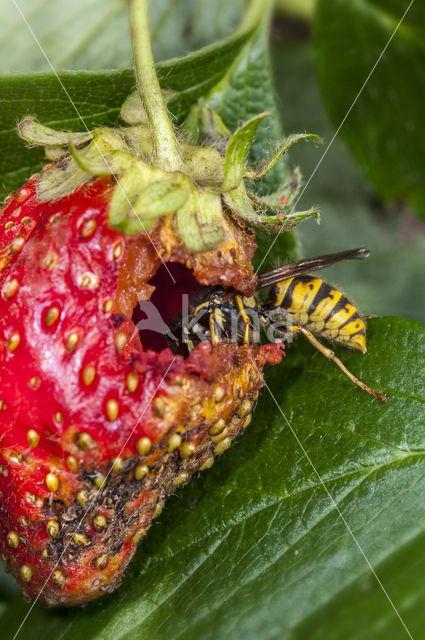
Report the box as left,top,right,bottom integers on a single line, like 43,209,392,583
0,176,283,606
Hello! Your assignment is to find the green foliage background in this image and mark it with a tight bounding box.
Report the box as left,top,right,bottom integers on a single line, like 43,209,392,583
0,1,424,638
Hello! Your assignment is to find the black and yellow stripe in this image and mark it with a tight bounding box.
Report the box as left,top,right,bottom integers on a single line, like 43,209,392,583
170,247,387,400
267,275,366,352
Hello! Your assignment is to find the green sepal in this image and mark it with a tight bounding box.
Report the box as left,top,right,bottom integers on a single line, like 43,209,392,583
255,208,320,232
134,177,189,220
223,182,257,222
17,105,319,251
254,133,322,180
176,187,225,252
122,124,153,160
113,217,145,235
120,91,149,126
182,145,225,188
182,99,230,147
45,147,68,162
90,127,129,154
224,175,319,232
108,162,189,234
70,145,135,176
18,115,92,148
277,167,302,206
108,161,157,226
249,168,302,211
115,178,189,234
36,158,90,202
222,112,269,192
36,128,132,201
120,89,174,126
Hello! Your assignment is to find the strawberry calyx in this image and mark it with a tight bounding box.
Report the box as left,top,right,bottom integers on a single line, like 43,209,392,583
16,0,321,256
18,105,320,253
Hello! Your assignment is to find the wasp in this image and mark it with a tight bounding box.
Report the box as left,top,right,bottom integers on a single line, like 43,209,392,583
170,248,387,401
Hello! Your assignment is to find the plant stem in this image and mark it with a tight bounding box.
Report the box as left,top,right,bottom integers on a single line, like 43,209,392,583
275,0,315,21
238,0,271,33
129,0,181,171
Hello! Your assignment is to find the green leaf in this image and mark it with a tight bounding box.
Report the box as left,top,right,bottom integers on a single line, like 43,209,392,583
271,40,425,324
206,7,299,261
314,0,425,220
1,317,424,639
0,0,248,73
208,7,288,194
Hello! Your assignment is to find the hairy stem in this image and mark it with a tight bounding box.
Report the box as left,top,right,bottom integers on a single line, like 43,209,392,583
275,0,315,20
129,0,181,171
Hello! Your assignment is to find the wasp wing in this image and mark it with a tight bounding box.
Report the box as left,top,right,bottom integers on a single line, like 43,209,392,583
255,247,369,290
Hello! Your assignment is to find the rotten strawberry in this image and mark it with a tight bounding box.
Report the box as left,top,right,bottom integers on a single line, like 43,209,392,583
0,171,287,605
0,0,319,607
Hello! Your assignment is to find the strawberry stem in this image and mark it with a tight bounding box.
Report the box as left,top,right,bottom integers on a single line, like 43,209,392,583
129,0,181,172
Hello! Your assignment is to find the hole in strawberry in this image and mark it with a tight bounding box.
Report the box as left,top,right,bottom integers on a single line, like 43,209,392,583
132,263,200,354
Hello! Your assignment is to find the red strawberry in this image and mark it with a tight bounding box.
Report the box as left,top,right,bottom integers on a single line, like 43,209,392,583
0,0,322,602
0,172,284,606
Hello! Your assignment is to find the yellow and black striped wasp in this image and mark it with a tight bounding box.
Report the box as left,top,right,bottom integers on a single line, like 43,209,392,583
170,247,387,401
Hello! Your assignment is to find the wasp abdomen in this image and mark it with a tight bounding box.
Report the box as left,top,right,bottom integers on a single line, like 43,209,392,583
267,275,367,352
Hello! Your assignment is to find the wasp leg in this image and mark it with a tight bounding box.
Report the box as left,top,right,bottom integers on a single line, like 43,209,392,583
235,295,251,345
209,312,219,346
291,325,387,402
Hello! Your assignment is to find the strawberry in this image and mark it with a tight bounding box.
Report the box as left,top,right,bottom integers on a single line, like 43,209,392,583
0,3,319,596
0,165,287,606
